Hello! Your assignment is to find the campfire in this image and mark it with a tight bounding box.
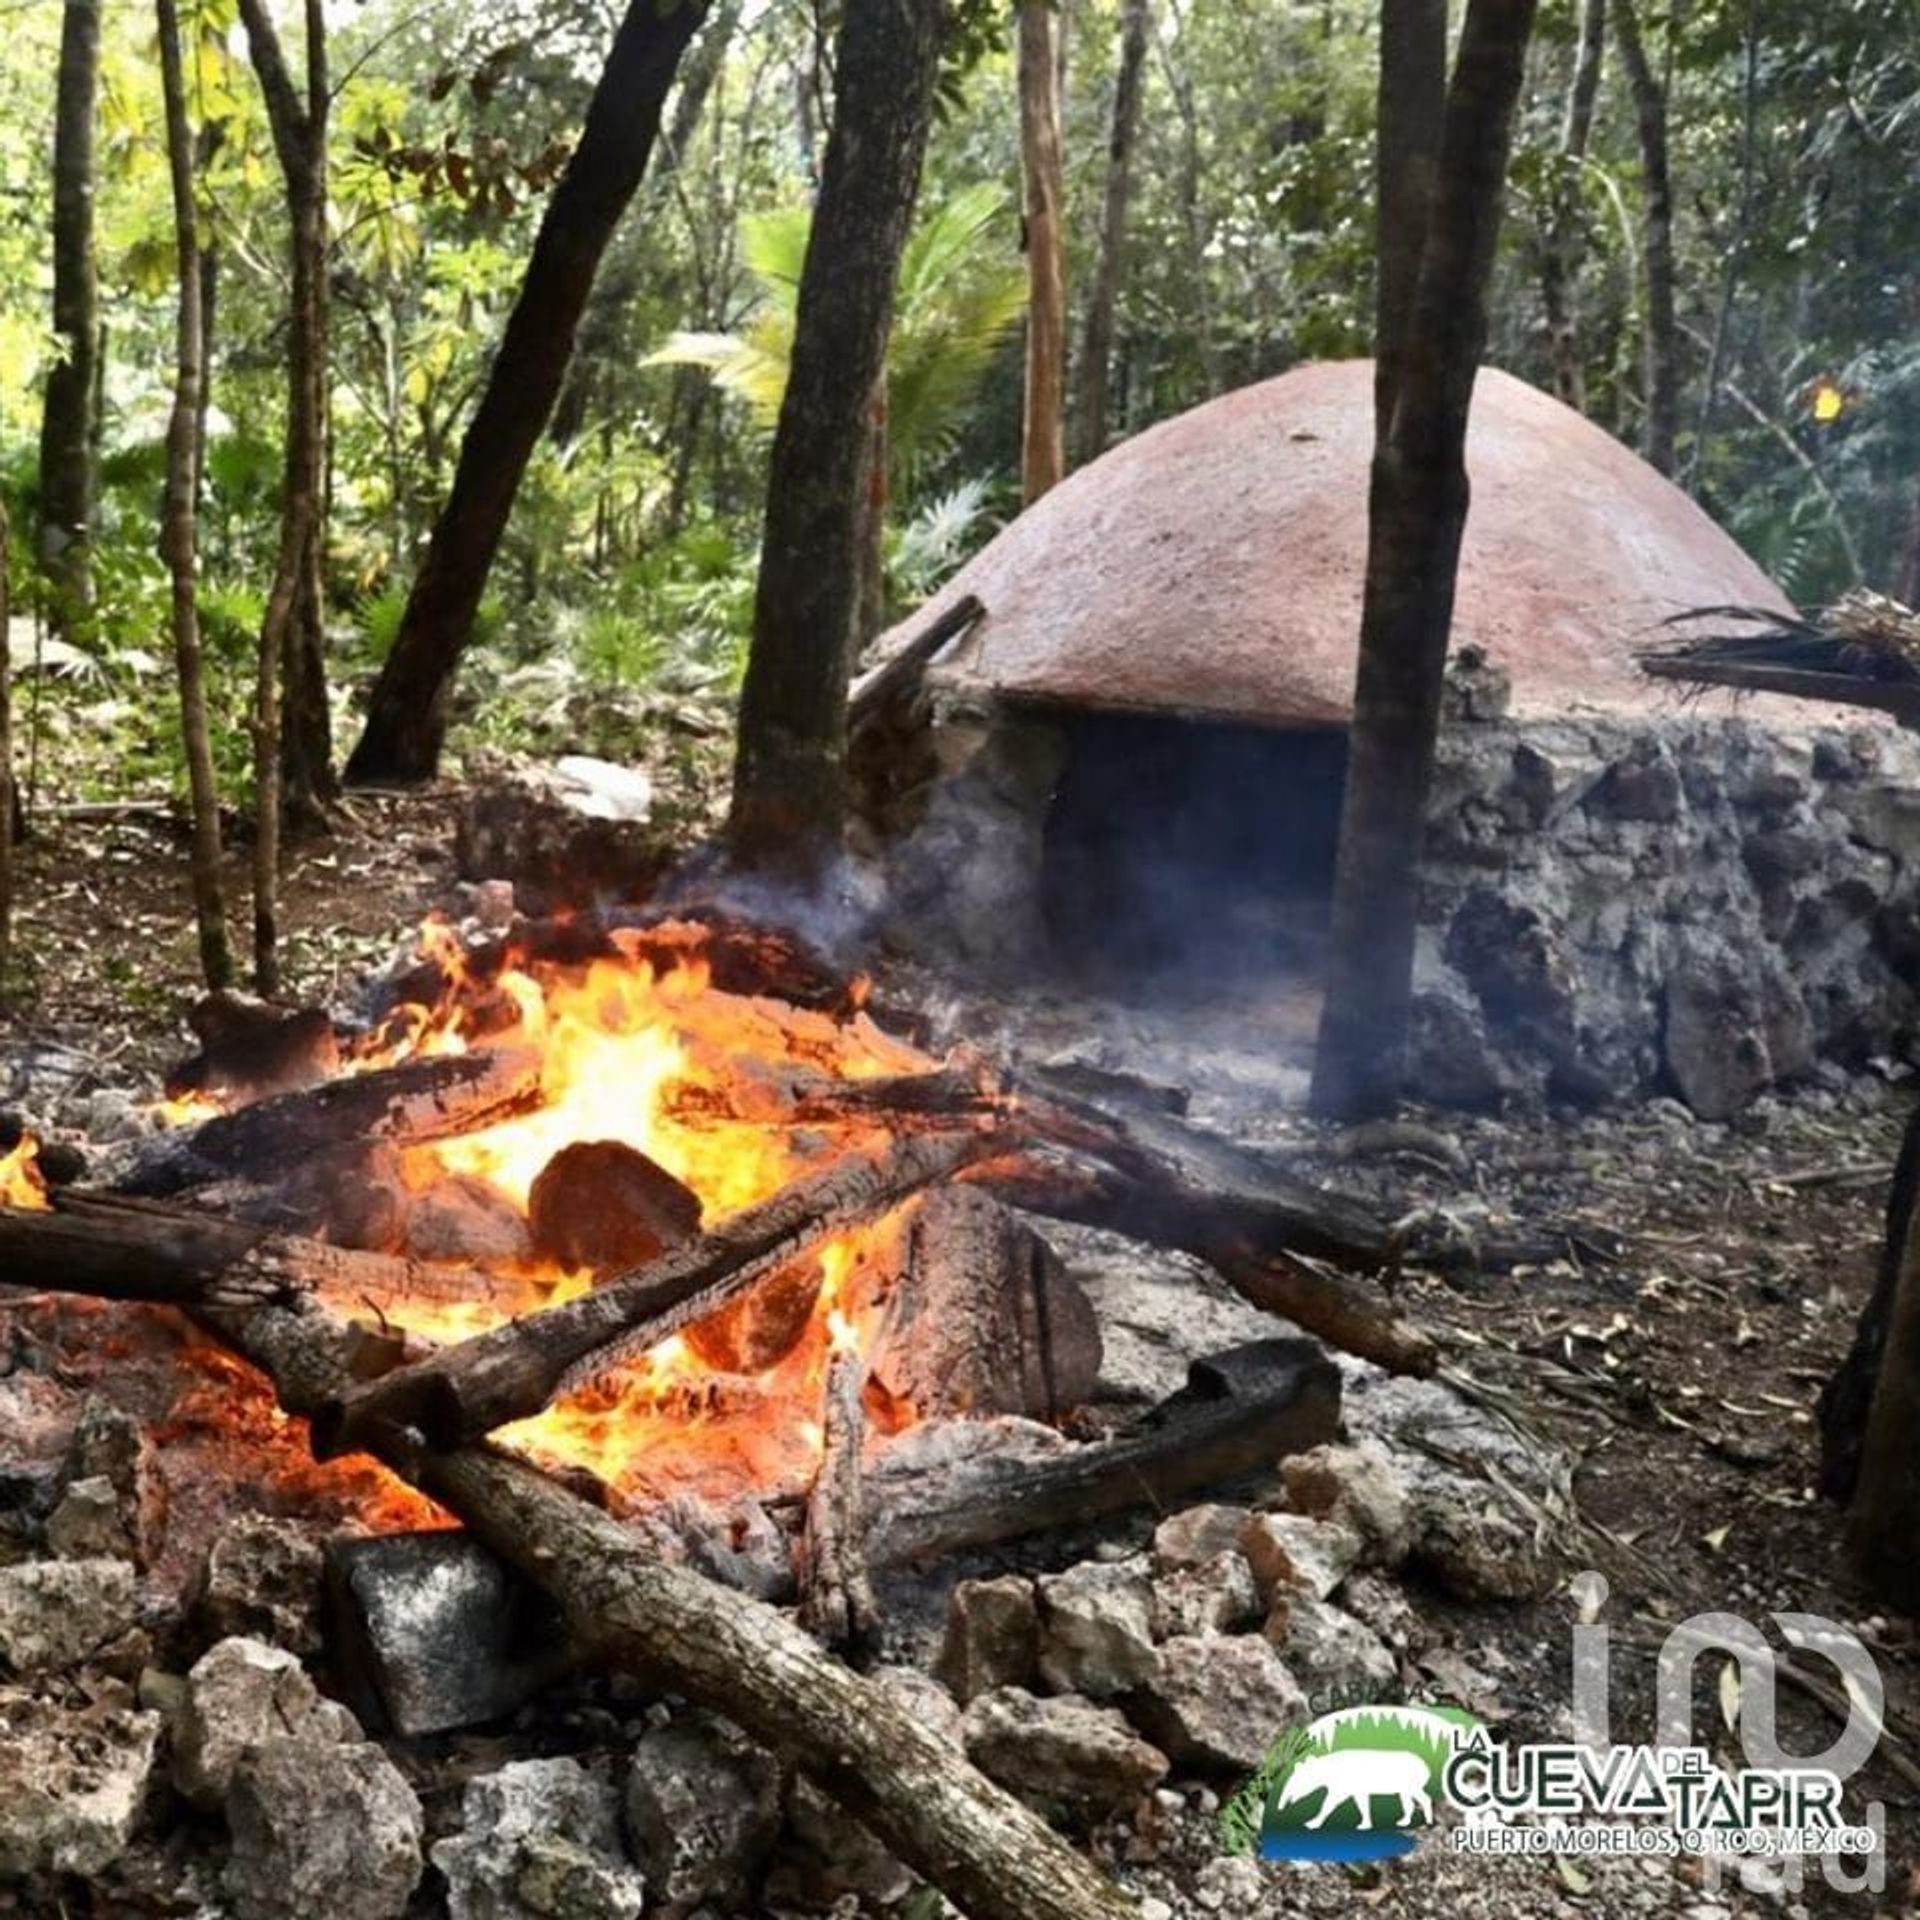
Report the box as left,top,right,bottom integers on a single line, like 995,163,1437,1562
0,902,1461,1920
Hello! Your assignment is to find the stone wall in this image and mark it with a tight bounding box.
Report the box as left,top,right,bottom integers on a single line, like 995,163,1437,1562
878,685,1920,1117
1411,706,1920,1115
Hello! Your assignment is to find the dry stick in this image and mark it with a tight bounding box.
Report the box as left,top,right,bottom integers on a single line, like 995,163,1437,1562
798,1346,878,1649
314,1125,1013,1457
2,1188,525,1314
190,1291,1137,1920
846,592,984,726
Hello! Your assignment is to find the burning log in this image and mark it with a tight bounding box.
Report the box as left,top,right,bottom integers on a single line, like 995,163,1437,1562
122,1048,542,1196
683,1252,824,1373
863,1187,1102,1421
867,1339,1339,1568
527,1138,703,1272
314,1126,1016,1458
183,1290,1137,1920
0,1188,523,1317
798,1349,878,1651
166,991,339,1104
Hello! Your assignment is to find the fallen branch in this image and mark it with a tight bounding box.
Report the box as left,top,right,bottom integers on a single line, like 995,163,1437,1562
847,593,985,725
314,1125,1013,1457
980,1151,1438,1377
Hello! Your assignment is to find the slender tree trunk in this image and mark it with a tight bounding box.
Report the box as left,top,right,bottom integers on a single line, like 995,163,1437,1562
1018,0,1067,500
1373,0,1447,434
39,0,102,636
236,0,332,987
1310,0,1540,1121
1073,0,1150,466
344,0,710,787
1613,0,1678,475
157,0,233,992
0,497,12,992
1896,468,1920,608
1846,1181,1920,1610
727,0,952,875
1539,0,1604,407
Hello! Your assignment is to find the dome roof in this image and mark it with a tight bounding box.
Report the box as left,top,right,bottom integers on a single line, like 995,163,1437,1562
900,360,1802,728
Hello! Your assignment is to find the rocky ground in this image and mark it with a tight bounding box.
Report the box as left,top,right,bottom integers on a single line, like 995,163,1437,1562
0,781,1916,1918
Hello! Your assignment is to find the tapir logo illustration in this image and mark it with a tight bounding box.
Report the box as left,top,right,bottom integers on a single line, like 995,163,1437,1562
1223,1704,1482,1865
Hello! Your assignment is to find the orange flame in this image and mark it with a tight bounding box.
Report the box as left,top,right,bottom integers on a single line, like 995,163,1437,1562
0,1136,50,1211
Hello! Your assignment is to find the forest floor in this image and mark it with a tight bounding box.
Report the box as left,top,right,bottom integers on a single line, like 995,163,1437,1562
2,787,1917,1917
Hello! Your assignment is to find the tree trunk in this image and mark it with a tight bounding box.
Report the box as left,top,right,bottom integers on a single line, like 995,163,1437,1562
38,0,101,637
156,0,233,993
1845,1161,1920,1611
237,0,331,989
1073,0,1150,466
1018,0,1067,500
1373,0,1447,434
1310,0,1540,1121
726,0,952,876
1539,0,1604,408
1613,0,1678,475
0,496,12,991
343,0,709,787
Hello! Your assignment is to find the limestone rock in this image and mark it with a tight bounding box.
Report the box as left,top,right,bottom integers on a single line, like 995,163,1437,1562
1150,1504,1252,1573
197,1513,324,1654
1265,1594,1397,1696
1149,1551,1262,1640
0,1690,160,1879
434,1755,642,1920
1239,1512,1363,1604
454,757,666,913
171,1636,356,1810
0,1557,137,1674
933,1575,1040,1703
1129,1634,1307,1775
46,1474,136,1561
962,1687,1169,1825
1414,1490,1548,1600
623,1717,780,1919
1037,1558,1160,1698
1278,1442,1413,1567
223,1735,423,1920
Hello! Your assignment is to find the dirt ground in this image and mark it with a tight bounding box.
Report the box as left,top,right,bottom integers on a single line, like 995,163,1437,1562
3,794,1917,1918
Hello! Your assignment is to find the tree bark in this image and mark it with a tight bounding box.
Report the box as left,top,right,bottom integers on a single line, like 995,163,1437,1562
1539,0,1605,407
1310,0,1540,1121
1019,0,1067,500
343,0,710,787
726,0,951,875
38,0,101,636
1073,0,1149,466
157,0,234,993
1613,0,1678,475
237,0,332,989
1373,0,1448,435
1845,1148,1920,1611
0,496,12,989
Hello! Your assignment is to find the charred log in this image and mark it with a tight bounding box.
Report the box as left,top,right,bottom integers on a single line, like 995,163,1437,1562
528,1139,703,1272
122,1049,542,1195
798,1347,879,1650
868,1339,1340,1567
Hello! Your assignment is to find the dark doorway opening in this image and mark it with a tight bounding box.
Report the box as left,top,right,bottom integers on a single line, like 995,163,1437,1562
1040,712,1348,1002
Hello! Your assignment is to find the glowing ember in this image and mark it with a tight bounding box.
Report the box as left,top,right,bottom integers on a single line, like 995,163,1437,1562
0,1136,50,1211
312,920,935,1505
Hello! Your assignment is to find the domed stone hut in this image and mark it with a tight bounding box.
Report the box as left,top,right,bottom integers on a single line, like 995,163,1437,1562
868,361,1920,1114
